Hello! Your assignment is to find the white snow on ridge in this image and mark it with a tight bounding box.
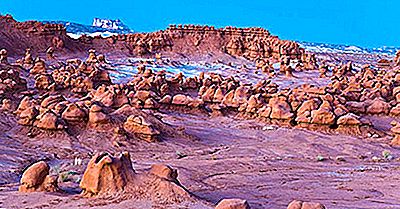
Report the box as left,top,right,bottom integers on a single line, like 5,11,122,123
92,18,128,30
67,31,119,39
66,33,81,39
299,42,399,55
344,46,363,52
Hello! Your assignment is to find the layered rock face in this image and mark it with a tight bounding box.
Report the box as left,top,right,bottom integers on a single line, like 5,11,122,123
100,24,304,61
80,152,192,204
1,15,305,63
0,15,83,56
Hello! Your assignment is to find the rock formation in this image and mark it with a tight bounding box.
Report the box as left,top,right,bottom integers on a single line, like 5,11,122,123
80,152,192,204
0,48,8,64
287,200,326,209
215,199,251,209
123,115,160,142
46,47,55,60
19,161,59,192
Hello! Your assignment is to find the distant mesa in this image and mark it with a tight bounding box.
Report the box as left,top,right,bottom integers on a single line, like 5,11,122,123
43,18,133,39
92,18,129,30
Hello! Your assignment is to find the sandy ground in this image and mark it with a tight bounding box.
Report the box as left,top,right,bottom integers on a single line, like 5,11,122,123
1,55,400,209
1,110,400,209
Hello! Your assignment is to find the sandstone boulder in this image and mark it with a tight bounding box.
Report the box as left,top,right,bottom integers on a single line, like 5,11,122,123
172,94,190,106
30,58,46,75
287,200,326,209
310,101,336,125
19,161,58,192
80,152,135,196
365,98,390,115
123,115,160,142
215,199,251,209
0,48,8,64
88,104,109,124
35,111,64,130
86,49,98,63
269,96,294,120
80,152,192,204
61,103,86,122
390,121,400,146
149,164,178,183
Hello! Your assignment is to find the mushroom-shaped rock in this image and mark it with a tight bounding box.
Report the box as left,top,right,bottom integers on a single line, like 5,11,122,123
35,111,64,130
19,161,58,192
88,104,109,124
337,113,362,126
366,98,390,115
80,152,193,205
61,103,86,122
30,59,47,75
269,96,294,120
150,164,178,183
287,200,326,209
18,106,39,125
85,49,98,63
123,115,160,142
0,48,8,64
80,152,135,196
172,94,190,106
390,121,400,146
24,48,34,65
215,199,251,209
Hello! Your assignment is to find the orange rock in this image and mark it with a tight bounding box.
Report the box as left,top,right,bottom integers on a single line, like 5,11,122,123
19,161,58,192
390,104,400,116
34,74,54,90
61,103,86,122
365,98,390,115
80,152,135,196
310,102,336,125
18,106,39,125
149,164,178,182
123,115,160,142
215,199,251,209
172,94,190,105
144,98,159,109
35,111,64,130
24,48,33,65
269,96,294,120
213,87,225,103
88,104,109,124
222,90,236,107
287,200,326,209
85,49,98,63
30,58,47,75
80,152,192,204
337,113,362,126
0,48,8,64
202,86,216,102
159,95,172,104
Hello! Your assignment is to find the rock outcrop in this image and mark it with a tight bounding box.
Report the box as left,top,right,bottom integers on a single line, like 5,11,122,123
287,200,326,209
80,152,192,204
19,161,58,193
215,199,251,209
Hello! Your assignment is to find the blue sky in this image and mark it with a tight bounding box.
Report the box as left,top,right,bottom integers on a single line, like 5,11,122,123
0,0,398,47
